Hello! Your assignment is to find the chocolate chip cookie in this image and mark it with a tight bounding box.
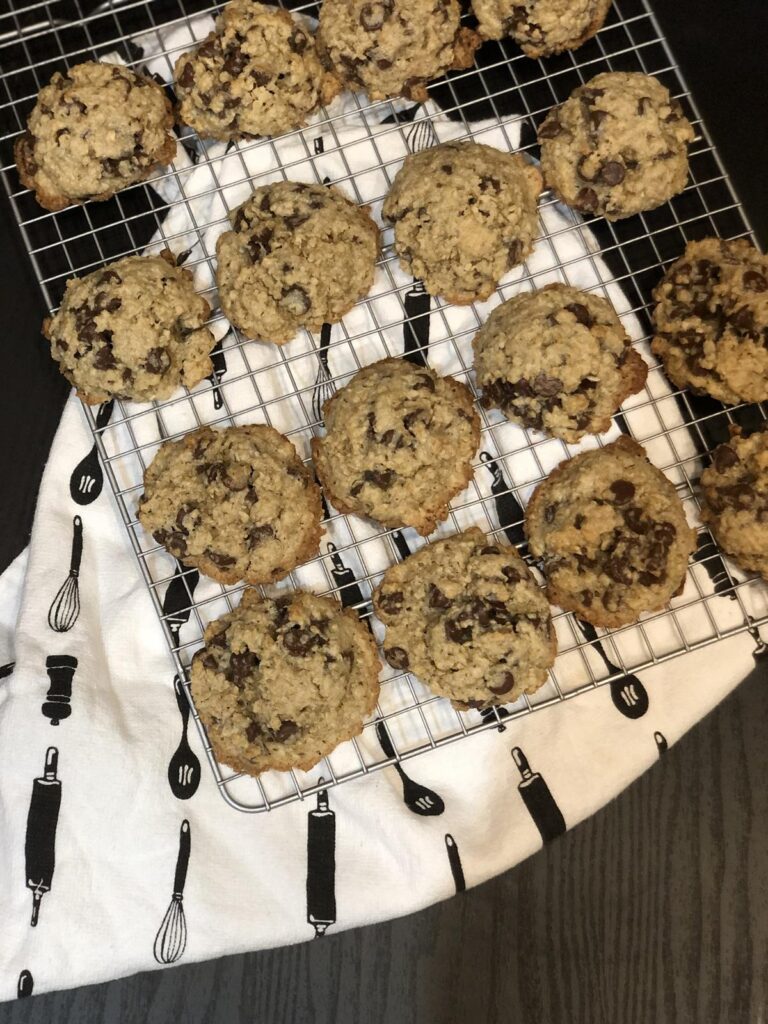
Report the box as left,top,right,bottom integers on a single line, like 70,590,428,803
316,0,480,103
373,528,555,709
537,72,694,221
15,61,175,212
526,435,696,627
190,589,381,776
174,1,340,141
473,283,647,443
43,251,214,404
473,0,612,57
216,180,379,344
138,424,323,585
311,358,481,535
651,237,768,405
699,428,768,582
383,141,542,303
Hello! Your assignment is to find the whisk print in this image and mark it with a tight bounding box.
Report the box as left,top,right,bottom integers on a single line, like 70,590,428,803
401,109,437,367
153,820,191,965
312,322,335,427
47,515,83,633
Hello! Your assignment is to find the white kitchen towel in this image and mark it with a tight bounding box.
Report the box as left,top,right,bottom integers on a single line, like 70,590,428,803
2,24,768,1003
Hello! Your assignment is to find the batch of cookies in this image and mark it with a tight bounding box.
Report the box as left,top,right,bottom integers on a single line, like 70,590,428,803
16,0,768,779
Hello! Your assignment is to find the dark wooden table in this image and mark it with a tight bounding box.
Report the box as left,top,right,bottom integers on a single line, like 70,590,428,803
1,1,767,1020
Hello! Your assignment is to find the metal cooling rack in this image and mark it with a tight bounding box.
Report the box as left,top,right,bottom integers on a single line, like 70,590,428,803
1,0,767,813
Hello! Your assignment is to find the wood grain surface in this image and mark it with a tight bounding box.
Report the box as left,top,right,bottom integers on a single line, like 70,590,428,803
1,0,767,1021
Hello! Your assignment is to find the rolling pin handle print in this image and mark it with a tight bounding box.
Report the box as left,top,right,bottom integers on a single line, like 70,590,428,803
307,786,336,937
26,746,62,927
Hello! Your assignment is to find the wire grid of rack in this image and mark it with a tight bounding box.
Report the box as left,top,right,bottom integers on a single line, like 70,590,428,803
1,0,767,813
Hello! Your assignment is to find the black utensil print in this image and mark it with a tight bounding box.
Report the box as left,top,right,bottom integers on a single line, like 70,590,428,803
403,282,430,367
162,563,201,647
17,970,33,999
445,834,465,893
41,654,78,726
47,515,83,633
390,530,412,561
480,451,527,552
400,111,436,367
576,617,650,720
511,746,565,844
376,721,445,816
69,400,113,505
312,322,334,426
479,705,511,732
168,675,201,800
0,662,14,679
654,731,668,757
208,338,228,410
327,542,371,626
307,785,336,937
25,746,61,926
153,820,190,964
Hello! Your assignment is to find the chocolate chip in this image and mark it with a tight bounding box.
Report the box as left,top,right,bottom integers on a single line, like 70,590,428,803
731,307,756,333
501,565,521,583
251,69,272,87
280,285,311,316
507,239,524,266
360,1,391,30
610,479,635,504
606,556,632,585
743,270,767,292
92,345,116,370
247,524,275,547
155,530,187,558
223,48,247,75
713,444,739,472
622,505,649,534
247,228,273,262
538,115,563,140
283,625,323,657
178,63,195,90
288,28,308,53
385,646,409,669
445,619,472,644
488,672,516,696
210,631,228,648
378,590,403,615
412,374,436,392
351,468,397,496
637,96,653,115
205,549,236,568
479,175,501,193
576,187,598,213
175,502,198,533
565,302,594,328
600,161,625,185
428,584,451,609
479,545,500,556
225,649,259,685
376,58,393,69
274,719,299,741
144,347,171,374
532,372,562,397
403,409,428,434
245,720,262,743
544,503,557,523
